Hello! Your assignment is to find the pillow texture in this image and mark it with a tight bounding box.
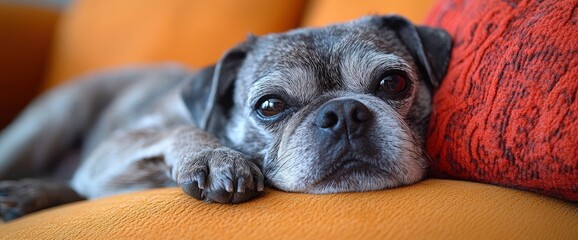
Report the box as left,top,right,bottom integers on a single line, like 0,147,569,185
424,0,577,201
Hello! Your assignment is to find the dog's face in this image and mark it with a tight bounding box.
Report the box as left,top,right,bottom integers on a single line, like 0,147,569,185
188,15,451,194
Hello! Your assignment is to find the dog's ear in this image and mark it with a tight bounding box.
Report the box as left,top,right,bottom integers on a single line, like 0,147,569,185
181,40,252,132
380,15,452,89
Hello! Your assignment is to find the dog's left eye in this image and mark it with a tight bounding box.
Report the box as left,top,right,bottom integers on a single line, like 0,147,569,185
379,74,407,94
375,72,411,100
256,97,286,118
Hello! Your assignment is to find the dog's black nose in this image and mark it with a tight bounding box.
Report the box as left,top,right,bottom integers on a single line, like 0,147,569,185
315,99,371,137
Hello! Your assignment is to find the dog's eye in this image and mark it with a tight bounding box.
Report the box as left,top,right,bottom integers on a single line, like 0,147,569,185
379,74,407,94
256,97,286,118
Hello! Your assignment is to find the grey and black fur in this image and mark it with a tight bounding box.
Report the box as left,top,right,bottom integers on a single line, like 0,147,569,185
0,15,451,221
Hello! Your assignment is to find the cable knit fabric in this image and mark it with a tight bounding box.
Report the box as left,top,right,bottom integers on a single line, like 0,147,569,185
424,0,578,201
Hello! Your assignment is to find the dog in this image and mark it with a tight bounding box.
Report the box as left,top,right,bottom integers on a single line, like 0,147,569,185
0,15,451,221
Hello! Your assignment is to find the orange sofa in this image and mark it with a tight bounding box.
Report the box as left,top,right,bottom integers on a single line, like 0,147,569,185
0,0,577,238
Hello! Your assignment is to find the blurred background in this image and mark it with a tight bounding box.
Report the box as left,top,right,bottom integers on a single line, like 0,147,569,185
0,0,437,129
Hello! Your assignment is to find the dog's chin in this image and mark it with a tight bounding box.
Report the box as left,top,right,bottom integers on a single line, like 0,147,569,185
303,160,424,194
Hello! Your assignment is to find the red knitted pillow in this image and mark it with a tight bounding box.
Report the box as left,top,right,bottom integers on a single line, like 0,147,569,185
424,0,577,201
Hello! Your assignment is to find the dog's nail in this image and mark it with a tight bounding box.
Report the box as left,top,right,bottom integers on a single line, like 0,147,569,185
237,178,246,193
181,182,203,200
224,180,234,193
257,178,265,192
195,172,206,190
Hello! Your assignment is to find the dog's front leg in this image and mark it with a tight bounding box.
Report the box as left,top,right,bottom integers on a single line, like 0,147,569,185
71,126,264,203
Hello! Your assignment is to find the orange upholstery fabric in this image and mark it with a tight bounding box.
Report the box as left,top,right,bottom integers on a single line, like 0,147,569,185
1,180,577,239
302,0,437,26
0,4,59,129
44,0,307,87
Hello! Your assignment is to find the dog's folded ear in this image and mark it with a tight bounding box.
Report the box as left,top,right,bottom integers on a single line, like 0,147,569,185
181,40,253,132
380,15,452,90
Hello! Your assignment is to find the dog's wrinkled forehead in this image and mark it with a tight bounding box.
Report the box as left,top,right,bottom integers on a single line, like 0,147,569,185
240,17,416,107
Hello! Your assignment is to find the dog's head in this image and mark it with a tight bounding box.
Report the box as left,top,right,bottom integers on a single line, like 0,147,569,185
183,15,451,193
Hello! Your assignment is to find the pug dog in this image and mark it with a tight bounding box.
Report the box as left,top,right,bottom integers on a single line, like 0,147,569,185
0,15,451,221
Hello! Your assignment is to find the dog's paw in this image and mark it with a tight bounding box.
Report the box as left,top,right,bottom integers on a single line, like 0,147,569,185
0,179,52,221
177,148,264,204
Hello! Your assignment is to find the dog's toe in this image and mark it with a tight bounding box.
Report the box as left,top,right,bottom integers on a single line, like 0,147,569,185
230,189,261,204
205,189,233,204
0,179,72,222
180,168,209,200
0,197,23,221
204,185,261,204
0,184,35,222
181,181,203,200
203,171,263,204
1,209,23,222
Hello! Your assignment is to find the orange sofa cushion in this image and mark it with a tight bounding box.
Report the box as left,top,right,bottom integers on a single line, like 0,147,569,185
424,0,578,201
302,0,437,26
1,180,577,239
44,0,307,88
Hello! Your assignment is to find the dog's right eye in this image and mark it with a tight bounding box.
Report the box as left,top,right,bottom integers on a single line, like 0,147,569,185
256,97,286,118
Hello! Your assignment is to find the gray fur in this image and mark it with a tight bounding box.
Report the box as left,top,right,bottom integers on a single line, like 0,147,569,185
0,15,451,221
